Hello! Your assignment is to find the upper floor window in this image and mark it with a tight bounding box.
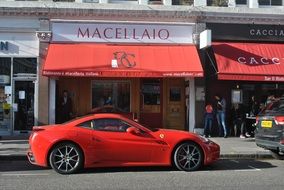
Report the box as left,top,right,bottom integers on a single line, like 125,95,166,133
172,0,194,5
236,0,247,4
108,0,138,3
148,0,163,4
259,0,282,5
53,0,75,2
83,0,99,2
207,0,228,6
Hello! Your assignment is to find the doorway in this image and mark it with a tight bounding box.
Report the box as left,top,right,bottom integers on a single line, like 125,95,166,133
13,80,35,132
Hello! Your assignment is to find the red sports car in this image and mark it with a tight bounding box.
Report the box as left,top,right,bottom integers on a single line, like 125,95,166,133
27,113,220,174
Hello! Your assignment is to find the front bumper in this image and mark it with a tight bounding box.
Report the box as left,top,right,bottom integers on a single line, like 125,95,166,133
204,141,220,165
27,149,36,164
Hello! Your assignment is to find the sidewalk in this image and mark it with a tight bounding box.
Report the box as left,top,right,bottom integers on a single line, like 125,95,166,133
0,136,273,161
210,137,272,159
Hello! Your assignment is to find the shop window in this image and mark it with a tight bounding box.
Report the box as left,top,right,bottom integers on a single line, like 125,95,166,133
13,58,37,75
259,0,282,5
142,80,160,105
0,58,12,131
92,81,130,112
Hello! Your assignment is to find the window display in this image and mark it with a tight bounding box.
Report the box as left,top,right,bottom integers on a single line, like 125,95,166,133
0,58,11,131
92,81,130,112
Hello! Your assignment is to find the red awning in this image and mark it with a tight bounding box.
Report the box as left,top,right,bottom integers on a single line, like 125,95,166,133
213,42,284,81
43,44,203,78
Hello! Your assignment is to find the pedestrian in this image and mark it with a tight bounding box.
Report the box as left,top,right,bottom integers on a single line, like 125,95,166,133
265,95,275,106
59,90,73,123
232,104,246,138
246,95,260,137
214,94,227,138
204,103,214,138
250,95,260,117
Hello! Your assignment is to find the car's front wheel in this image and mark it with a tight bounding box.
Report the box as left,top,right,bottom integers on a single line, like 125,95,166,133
173,142,203,171
49,142,83,174
270,150,284,160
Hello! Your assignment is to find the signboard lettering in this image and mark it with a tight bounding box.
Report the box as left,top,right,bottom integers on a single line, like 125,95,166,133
52,22,194,44
0,41,8,51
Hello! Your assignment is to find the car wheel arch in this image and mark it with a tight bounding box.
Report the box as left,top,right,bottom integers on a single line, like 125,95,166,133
46,140,85,168
171,140,205,167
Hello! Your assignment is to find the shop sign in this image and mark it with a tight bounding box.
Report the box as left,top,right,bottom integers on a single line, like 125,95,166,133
237,56,283,65
0,33,39,56
264,76,284,82
0,41,8,51
52,22,194,44
207,23,284,42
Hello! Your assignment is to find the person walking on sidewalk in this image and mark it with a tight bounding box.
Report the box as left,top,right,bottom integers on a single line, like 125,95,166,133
204,103,214,138
215,94,227,138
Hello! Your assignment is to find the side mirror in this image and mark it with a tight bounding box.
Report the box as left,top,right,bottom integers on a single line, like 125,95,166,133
126,127,140,135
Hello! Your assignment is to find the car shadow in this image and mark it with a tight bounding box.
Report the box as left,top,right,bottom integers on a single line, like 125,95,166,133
79,159,277,174
0,159,277,173
0,160,49,172
202,159,277,171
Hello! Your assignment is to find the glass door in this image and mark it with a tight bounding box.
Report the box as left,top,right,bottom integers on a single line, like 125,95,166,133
13,80,35,132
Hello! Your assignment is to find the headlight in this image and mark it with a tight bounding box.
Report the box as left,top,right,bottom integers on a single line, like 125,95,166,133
199,135,210,143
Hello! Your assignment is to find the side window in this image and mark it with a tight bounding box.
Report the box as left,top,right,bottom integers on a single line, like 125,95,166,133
77,120,94,129
93,119,131,132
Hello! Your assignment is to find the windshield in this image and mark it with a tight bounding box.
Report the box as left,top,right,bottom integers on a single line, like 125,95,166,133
260,99,284,115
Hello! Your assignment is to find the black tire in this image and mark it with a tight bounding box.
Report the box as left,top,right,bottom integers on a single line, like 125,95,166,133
173,142,204,171
49,142,83,174
270,150,284,160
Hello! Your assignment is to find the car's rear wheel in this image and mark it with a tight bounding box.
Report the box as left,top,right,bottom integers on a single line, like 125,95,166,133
270,150,284,160
49,142,83,174
173,142,203,171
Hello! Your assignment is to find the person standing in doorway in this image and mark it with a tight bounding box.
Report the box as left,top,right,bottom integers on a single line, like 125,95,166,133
232,103,246,138
59,90,73,123
215,94,227,138
204,103,214,138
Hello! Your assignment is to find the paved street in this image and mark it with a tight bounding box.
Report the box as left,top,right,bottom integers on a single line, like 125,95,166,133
0,159,283,190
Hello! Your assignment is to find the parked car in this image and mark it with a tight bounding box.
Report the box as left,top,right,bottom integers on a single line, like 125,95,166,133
255,97,284,160
27,113,220,174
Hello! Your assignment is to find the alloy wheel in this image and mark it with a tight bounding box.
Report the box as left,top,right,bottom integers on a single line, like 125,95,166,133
50,143,83,174
174,142,203,171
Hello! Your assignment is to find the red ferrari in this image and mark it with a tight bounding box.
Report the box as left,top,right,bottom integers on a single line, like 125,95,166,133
27,113,220,174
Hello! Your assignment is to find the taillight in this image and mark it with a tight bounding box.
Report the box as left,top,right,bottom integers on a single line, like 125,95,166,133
274,116,284,125
255,116,259,125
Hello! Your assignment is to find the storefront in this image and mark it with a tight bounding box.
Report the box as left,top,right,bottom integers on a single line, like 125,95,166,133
204,23,284,135
0,19,40,136
43,21,203,131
